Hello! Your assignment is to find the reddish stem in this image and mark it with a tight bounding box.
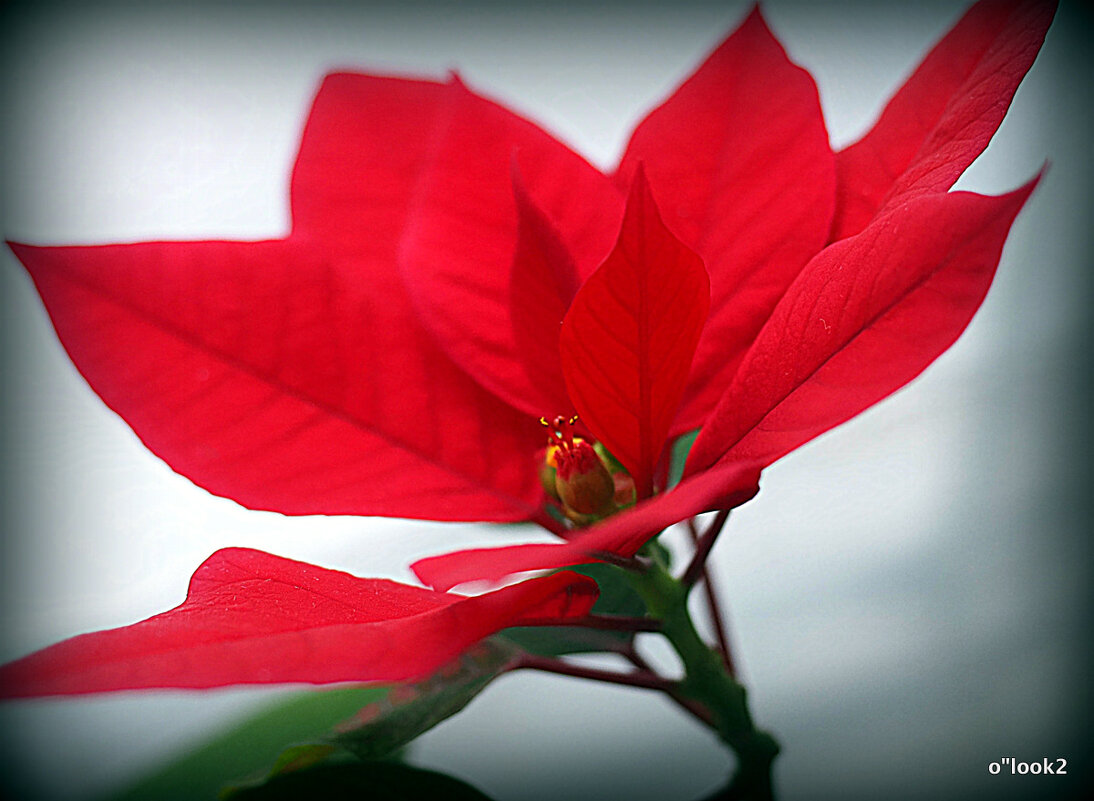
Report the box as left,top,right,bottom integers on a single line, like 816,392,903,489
682,509,730,586
686,513,736,678
588,550,646,572
623,645,716,728
514,614,660,633
577,614,662,632
515,654,674,691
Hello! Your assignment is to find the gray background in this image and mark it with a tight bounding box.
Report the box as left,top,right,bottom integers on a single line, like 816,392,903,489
1,1,1090,799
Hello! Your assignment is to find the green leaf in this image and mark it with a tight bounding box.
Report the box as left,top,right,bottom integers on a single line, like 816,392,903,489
102,686,386,801
220,744,350,799
640,537,673,569
225,761,496,801
264,743,341,775
332,641,520,760
593,441,627,475
668,428,700,489
501,562,647,656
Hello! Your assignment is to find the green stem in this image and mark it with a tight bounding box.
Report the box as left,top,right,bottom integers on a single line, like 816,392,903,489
628,554,779,800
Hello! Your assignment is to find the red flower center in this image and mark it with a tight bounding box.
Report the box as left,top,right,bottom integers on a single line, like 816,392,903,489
540,415,580,475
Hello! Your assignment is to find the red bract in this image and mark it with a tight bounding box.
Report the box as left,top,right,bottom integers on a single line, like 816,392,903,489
831,0,1056,241
6,0,1053,669
0,550,596,697
559,166,710,499
414,463,762,592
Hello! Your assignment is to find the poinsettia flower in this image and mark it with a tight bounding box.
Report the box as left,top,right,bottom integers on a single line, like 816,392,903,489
7,0,1053,602
0,549,596,697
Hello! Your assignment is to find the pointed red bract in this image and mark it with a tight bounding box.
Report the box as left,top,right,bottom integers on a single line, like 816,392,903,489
616,8,836,434
560,169,710,499
0,549,597,698
290,73,456,254
687,180,1037,474
398,78,622,417
831,0,1056,241
413,462,760,591
509,164,581,414
9,238,542,521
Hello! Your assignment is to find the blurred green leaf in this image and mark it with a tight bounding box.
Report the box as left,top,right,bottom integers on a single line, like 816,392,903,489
220,744,343,799
668,429,700,488
102,686,386,801
264,743,340,775
333,641,520,760
501,562,648,656
225,761,495,801
261,739,336,774
640,537,673,568
593,441,627,475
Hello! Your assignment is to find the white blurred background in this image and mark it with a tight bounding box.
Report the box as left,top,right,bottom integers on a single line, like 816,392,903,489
1,2,1089,799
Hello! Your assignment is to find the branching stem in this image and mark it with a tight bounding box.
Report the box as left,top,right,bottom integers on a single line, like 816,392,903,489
628,555,778,800
515,654,674,691
682,509,730,586
622,644,716,728
686,516,736,677
589,550,647,571
575,614,662,632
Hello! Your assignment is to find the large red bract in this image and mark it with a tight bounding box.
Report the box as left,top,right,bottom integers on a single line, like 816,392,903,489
0,550,597,697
